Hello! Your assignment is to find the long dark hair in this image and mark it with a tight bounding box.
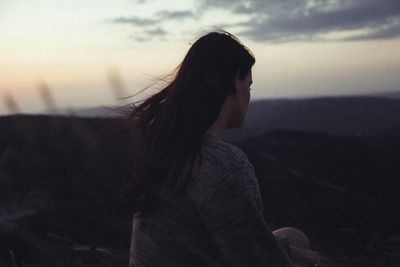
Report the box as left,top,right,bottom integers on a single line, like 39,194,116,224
123,30,255,217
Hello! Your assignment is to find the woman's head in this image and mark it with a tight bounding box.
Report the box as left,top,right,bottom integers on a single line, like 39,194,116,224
172,31,255,130
173,30,255,129
178,31,254,92
123,31,255,215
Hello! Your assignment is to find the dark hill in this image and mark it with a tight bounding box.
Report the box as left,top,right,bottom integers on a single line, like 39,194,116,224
0,114,399,266
52,96,400,142
238,130,400,229
224,96,400,141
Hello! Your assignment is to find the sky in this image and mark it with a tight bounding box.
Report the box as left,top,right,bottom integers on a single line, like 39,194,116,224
1,0,400,115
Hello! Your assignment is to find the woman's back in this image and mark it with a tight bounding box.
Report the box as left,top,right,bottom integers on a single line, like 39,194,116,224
129,132,290,266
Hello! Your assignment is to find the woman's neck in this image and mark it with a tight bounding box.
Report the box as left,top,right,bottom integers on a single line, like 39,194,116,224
205,123,224,139
206,95,234,138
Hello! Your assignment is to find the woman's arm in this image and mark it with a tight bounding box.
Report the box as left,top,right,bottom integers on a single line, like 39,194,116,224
193,163,292,267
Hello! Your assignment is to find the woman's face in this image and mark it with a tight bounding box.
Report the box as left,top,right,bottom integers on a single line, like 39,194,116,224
227,70,252,128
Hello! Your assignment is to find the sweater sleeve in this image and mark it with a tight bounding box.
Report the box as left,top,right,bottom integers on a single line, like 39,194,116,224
193,162,292,267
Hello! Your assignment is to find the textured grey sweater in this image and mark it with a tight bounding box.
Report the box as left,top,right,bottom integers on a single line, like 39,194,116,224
129,132,291,266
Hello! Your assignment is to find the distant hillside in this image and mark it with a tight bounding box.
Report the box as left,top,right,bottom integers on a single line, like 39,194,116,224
224,96,400,141
365,90,400,99
47,106,123,117
59,96,400,142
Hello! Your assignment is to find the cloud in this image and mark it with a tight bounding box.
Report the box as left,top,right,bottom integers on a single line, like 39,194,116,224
156,10,198,20
197,0,400,42
342,17,400,41
110,9,197,42
112,17,159,26
127,27,168,42
111,0,400,43
146,27,167,36
112,10,196,26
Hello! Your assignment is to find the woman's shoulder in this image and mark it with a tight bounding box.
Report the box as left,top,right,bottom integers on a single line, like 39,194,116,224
196,132,253,177
187,132,259,207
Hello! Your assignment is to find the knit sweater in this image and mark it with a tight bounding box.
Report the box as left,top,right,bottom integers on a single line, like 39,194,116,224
129,132,291,267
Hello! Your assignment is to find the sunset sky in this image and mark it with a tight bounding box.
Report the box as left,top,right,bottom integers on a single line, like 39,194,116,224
1,0,400,114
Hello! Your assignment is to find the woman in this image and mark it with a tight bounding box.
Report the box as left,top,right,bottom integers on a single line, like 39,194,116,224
125,31,325,267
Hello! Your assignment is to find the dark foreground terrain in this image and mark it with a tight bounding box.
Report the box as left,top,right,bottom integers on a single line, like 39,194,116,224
0,114,399,266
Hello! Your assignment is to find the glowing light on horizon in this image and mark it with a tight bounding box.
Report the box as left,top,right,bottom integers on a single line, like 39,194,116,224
1,0,400,115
